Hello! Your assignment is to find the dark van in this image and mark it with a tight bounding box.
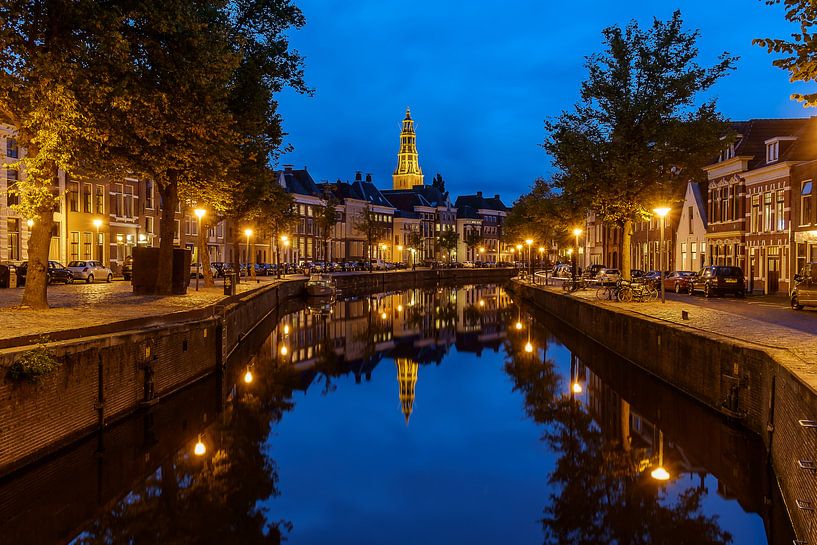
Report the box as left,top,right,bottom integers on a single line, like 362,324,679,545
687,265,745,298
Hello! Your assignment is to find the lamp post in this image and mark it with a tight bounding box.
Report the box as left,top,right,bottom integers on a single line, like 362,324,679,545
244,228,254,281
525,239,533,279
283,238,290,275
478,246,485,266
194,208,206,291
397,244,404,266
650,430,671,481
653,207,671,303
92,218,103,262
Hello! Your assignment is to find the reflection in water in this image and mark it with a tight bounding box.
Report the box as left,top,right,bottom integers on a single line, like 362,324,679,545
5,283,783,544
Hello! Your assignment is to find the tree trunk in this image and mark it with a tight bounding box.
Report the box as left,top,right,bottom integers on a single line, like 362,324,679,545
200,218,214,288
621,219,633,280
231,221,241,282
156,180,178,295
21,208,54,309
250,239,256,281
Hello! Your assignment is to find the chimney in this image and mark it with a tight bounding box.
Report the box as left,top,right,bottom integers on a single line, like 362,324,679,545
494,194,500,200
365,173,372,183
283,164,293,171
476,191,483,198
355,171,362,182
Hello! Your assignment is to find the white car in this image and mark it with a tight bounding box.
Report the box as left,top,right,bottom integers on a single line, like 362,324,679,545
190,263,217,278
67,260,113,283
597,268,621,285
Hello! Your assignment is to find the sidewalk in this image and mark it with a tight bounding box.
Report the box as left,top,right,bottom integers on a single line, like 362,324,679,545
531,279,817,388
0,276,290,343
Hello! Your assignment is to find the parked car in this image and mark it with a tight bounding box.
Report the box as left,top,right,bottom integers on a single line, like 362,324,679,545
122,255,134,281
67,260,113,283
630,269,645,279
791,262,817,310
664,271,696,293
190,263,217,278
552,263,572,278
582,264,606,282
17,261,73,285
597,268,621,285
642,270,662,288
687,266,745,298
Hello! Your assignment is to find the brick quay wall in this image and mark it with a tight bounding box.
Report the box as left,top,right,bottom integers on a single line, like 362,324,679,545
0,268,515,477
511,280,816,542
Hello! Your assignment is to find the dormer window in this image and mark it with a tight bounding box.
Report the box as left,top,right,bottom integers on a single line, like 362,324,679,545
766,141,779,163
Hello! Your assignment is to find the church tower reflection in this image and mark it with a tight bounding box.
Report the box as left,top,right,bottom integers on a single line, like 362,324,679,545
395,357,419,424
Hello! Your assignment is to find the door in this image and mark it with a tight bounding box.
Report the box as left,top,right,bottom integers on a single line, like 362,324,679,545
767,256,780,294
803,264,817,304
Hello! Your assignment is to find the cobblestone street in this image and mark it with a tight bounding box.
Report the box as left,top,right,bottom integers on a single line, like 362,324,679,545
0,276,287,341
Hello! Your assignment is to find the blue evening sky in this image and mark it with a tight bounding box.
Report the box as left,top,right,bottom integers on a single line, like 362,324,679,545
277,0,810,205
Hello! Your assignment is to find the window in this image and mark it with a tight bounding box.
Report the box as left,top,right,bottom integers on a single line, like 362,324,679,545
95,186,104,214
68,182,79,212
692,242,698,266
174,219,180,241
6,169,18,206
145,216,154,235
763,192,773,232
83,232,92,259
776,190,785,231
70,232,80,260
767,141,780,163
145,180,153,209
124,185,133,217
83,184,92,213
6,138,18,159
7,219,19,261
751,194,760,233
801,180,813,226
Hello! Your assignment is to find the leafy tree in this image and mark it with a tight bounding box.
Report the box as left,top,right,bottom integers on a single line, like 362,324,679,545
75,0,308,294
437,229,459,262
754,1,817,106
353,204,382,271
258,183,296,278
504,178,581,251
406,231,424,268
463,229,485,261
315,187,339,263
0,1,113,308
544,12,735,279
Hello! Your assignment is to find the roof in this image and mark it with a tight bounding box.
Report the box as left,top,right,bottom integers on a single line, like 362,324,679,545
277,167,320,197
455,192,508,212
720,118,817,170
353,180,394,208
411,185,451,207
689,182,707,228
456,205,481,220
382,190,432,212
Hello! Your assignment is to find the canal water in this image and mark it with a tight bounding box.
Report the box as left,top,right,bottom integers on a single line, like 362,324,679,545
1,284,792,544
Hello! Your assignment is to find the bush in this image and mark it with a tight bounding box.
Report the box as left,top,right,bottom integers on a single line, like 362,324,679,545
6,336,60,383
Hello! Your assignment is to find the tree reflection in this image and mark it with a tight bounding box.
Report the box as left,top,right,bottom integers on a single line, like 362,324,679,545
504,315,733,545
75,377,295,544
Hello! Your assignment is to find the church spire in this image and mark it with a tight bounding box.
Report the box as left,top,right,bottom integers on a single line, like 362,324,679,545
395,357,418,424
392,107,424,190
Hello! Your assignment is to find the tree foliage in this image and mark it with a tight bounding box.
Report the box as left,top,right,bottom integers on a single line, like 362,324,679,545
754,0,817,106
315,187,338,261
437,229,459,261
504,178,582,248
544,11,735,278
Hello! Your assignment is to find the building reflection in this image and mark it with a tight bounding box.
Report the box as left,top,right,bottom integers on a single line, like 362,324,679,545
275,284,512,423
505,305,795,545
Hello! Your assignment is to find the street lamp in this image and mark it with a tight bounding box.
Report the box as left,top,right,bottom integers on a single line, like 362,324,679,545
571,228,583,285
653,207,671,303
244,228,254,281
194,435,206,456
194,208,206,291
478,246,485,266
525,239,533,279
650,430,671,481
26,219,33,228
92,218,103,262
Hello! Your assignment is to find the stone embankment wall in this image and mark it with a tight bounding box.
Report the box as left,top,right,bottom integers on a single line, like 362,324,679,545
0,268,515,477
0,279,304,476
512,281,817,542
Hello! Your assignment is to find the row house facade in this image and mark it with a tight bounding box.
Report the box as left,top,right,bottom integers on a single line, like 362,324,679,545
454,192,510,263
704,118,817,294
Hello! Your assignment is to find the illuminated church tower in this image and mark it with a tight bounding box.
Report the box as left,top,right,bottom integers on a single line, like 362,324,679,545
392,108,424,190
395,357,419,424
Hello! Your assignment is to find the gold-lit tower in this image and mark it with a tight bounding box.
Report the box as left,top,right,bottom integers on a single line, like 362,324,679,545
395,357,419,424
392,108,424,190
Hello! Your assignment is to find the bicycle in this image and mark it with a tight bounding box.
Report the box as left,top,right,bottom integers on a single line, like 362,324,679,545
562,277,586,293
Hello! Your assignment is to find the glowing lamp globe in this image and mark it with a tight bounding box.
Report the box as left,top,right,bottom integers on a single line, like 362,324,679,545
651,466,670,481
524,342,533,353
572,382,583,394
194,438,206,456
243,370,253,384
